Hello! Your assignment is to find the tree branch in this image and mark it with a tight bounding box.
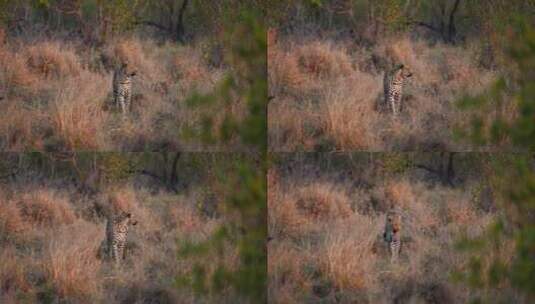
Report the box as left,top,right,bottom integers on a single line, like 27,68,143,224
136,169,179,193
406,20,441,34
175,0,189,42
169,152,181,185
134,20,172,33
413,163,440,175
449,0,461,27
447,0,461,42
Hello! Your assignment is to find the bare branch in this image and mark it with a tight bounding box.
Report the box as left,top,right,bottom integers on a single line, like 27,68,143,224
406,20,441,33
447,0,461,42
134,20,172,33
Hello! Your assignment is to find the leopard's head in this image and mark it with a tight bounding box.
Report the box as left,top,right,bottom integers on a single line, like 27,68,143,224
386,211,401,233
396,64,413,79
116,211,137,226
120,60,137,77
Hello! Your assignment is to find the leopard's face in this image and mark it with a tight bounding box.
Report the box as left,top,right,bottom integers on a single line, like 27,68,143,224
120,62,137,77
387,212,401,233
396,64,413,79
116,212,137,227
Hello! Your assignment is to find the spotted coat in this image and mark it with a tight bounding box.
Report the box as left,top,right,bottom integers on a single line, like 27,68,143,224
106,211,137,264
383,210,402,263
113,63,136,114
384,64,412,116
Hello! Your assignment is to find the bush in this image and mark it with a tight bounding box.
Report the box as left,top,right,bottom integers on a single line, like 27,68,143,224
17,189,75,228
296,41,352,79
42,222,102,302
26,42,81,79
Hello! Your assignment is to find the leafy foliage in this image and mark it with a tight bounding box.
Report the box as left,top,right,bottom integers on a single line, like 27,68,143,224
176,8,267,303
455,20,535,150
454,19,535,303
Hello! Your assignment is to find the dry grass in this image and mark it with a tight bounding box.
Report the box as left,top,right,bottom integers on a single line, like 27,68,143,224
0,180,235,303
42,221,102,302
48,71,109,150
26,41,81,79
17,189,76,227
320,216,380,291
0,246,32,300
269,179,353,238
0,201,28,239
0,35,232,151
296,40,352,80
268,160,503,303
268,34,500,151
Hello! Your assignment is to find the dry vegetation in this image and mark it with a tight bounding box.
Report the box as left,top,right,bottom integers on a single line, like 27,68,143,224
268,153,521,303
0,163,242,303
268,31,505,151
0,34,244,151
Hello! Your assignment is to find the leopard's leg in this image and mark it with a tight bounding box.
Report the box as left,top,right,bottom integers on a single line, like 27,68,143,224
390,233,401,263
392,93,401,117
390,94,398,116
390,243,398,263
120,96,128,114
125,89,131,113
396,92,402,115
116,93,125,114
112,240,121,265
122,240,127,260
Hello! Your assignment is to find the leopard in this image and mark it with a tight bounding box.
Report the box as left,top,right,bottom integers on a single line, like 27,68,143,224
104,211,137,265
383,209,402,263
112,61,137,114
383,64,413,116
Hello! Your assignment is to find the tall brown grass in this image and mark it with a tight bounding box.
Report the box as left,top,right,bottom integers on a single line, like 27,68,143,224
0,246,32,301
43,221,102,302
268,160,500,303
268,34,499,151
17,189,76,227
320,216,380,291
0,182,235,303
26,41,81,79
0,35,230,151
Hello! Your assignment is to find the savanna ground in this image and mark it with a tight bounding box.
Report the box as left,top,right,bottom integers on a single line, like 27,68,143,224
268,34,496,151
0,1,266,152
267,1,532,151
268,153,528,303
0,152,260,303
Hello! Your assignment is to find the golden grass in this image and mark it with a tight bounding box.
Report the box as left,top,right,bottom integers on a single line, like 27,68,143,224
26,41,81,78
43,221,102,302
268,165,499,303
268,241,314,303
0,201,28,239
295,183,352,220
268,35,501,151
17,189,75,228
48,71,109,150
0,246,32,297
320,216,380,291
296,40,352,80
269,179,355,238
0,50,38,90
0,183,235,303
0,36,229,151
0,103,44,150
321,75,382,149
